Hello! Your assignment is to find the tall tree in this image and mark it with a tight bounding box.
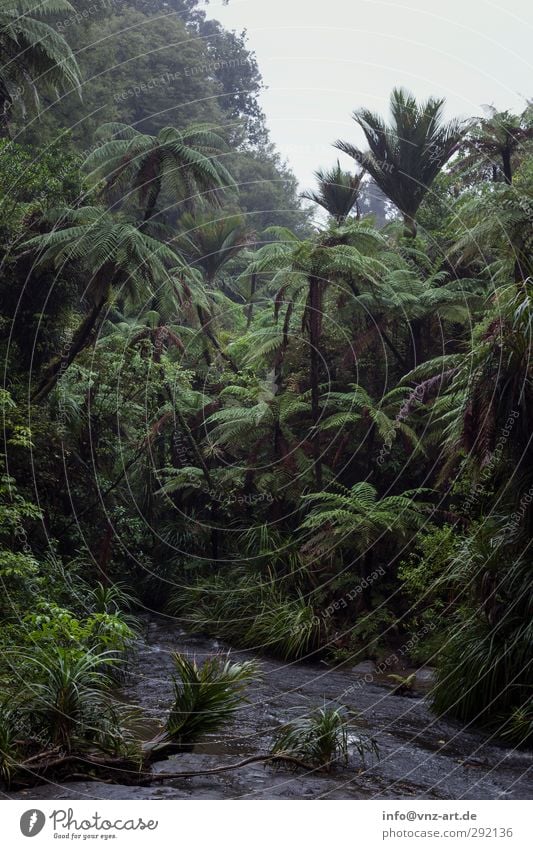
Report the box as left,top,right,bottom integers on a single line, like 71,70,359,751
458,105,533,185
23,206,182,400
247,222,386,486
175,212,249,284
0,0,80,133
83,123,236,225
302,161,364,224
335,87,464,236
21,5,225,148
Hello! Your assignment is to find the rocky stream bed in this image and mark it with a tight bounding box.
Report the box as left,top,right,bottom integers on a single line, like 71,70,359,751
6,616,531,801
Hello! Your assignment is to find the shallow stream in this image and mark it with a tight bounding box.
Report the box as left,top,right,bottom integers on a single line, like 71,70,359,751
8,616,531,800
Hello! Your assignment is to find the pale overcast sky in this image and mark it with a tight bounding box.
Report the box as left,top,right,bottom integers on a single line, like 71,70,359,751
210,0,532,188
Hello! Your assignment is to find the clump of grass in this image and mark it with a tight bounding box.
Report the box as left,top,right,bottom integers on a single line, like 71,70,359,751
431,542,532,739
170,575,322,660
165,652,257,747
88,581,139,621
0,707,19,786
501,701,533,747
271,706,378,771
432,610,532,733
9,645,125,753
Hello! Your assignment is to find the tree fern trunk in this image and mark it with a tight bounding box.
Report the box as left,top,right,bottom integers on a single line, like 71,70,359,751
361,549,374,609
196,306,238,373
97,520,114,584
32,293,108,402
309,275,323,488
409,317,423,369
246,272,257,328
142,176,162,226
501,147,512,185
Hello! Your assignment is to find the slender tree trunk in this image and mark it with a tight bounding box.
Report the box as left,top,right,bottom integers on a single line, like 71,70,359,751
501,147,513,185
366,423,376,476
97,520,114,584
361,549,374,609
409,318,423,369
308,275,323,488
32,293,108,402
0,108,12,139
246,272,257,328
273,301,293,393
168,389,218,560
400,219,424,365
173,404,212,488
196,306,238,373
142,177,162,226
514,254,526,291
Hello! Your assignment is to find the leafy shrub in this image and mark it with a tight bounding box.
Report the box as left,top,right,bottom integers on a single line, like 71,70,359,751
165,652,257,747
8,645,125,753
22,602,135,659
326,604,399,666
397,524,456,615
271,706,378,771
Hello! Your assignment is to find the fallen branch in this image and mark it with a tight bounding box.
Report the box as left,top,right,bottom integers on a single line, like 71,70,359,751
140,753,321,784
9,750,322,790
11,751,144,789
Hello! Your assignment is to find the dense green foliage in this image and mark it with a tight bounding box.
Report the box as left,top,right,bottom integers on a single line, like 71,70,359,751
0,0,532,789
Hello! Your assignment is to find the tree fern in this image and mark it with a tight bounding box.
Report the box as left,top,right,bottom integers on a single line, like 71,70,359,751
83,123,236,222
0,0,80,127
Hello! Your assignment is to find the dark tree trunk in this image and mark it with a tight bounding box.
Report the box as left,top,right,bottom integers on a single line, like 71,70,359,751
142,176,162,226
246,272,257,328
174,405,212,489
196,306,239,373
97,521,114,583
501,147,513,185
0,105,12,139
32,293,108,402
514,256,526,290
409,318,423,369
308,275,323,488
273,300,293,393
361,549,374,609
381,327,408,370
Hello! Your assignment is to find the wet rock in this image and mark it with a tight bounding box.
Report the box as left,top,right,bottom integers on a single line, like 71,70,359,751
416,667,436,683
351,661,375,674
